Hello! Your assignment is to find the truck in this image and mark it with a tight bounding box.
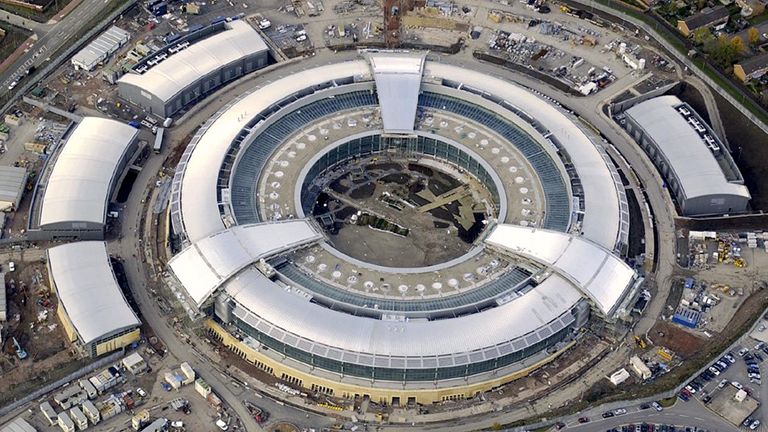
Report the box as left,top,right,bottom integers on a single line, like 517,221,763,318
243,400,269,423
153,128,164,154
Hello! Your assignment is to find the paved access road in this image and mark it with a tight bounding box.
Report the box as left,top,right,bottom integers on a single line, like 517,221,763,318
111,141,265,431
0,0,120,95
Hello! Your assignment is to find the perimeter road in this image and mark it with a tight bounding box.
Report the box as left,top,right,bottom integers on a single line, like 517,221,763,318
0,0,120,94
110,148,265,431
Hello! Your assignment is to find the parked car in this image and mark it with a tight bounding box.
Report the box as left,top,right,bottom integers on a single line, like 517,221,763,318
739,348,750,357
750,419,761,430
603,411,615,418
614,408,627,415
732,381,744,390
651,401,663,411
578,417,589,423
708,366,720,376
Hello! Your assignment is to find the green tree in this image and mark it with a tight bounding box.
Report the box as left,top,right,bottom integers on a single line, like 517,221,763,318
692,27,713,45
705,35,739,67
748,27,760,45
731,35,746,54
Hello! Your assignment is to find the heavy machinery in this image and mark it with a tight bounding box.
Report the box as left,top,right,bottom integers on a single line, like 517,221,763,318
12,337,27,360
634,335,647,349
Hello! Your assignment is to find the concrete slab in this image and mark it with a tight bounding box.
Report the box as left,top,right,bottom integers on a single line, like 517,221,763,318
706,384,759,426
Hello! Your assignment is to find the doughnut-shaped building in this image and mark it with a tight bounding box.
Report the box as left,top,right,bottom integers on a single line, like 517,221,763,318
167,52,640,403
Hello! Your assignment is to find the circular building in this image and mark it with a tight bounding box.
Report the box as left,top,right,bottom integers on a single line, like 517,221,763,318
166,52,639,404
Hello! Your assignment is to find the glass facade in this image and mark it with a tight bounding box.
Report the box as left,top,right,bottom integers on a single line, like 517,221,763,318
227,312,573,382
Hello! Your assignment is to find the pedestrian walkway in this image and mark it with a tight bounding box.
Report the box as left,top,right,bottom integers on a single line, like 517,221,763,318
0,36,35,75
0,10,49,32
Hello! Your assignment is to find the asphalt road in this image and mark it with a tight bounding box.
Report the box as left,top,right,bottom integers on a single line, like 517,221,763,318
111,144,265,431
0,0,117,95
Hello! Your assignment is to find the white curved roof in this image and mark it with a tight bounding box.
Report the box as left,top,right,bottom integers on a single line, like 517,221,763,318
41,117,137,227
424,63,622,250
176,60,371,242
624,95,750,202
118,21,268,104
486,224,636,316
227,267,581,358
48,241,140,345
368,52,425,134
169,220,322,306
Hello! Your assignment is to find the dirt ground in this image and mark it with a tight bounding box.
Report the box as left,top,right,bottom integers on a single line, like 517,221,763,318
648,321,705,359
711,89,768,210
0,259,76,404
0,22,32,66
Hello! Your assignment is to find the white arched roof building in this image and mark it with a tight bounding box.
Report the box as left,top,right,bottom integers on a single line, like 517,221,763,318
48,241,140,357
31,117,138,240
163,53,638,393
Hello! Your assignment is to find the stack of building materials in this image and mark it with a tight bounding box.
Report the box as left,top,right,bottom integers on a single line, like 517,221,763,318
89,369,119,394
40,402,58,426
69,407,88,430
57,412,75,432
96,397,123,421
180,362,195,384
81,400,100,425
164,372,183,390
131,410,149,430
54,386,87,410
608,368,630,385
195,378,211,398
140,418,167,432
122,352,148,375
78,380,97,399
630,355,652,380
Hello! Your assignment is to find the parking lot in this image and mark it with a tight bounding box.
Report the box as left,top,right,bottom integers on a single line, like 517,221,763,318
679,333,768,431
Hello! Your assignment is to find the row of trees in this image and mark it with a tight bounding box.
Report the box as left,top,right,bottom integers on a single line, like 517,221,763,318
692,27,762,68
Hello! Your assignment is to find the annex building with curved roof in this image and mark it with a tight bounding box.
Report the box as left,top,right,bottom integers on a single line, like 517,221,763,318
117,20,269,117
622,95,750,216
163,52,642,403
48,241,141,357
28,116,139,240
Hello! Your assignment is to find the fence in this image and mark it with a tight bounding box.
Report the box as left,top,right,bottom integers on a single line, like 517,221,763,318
0,349,124,418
